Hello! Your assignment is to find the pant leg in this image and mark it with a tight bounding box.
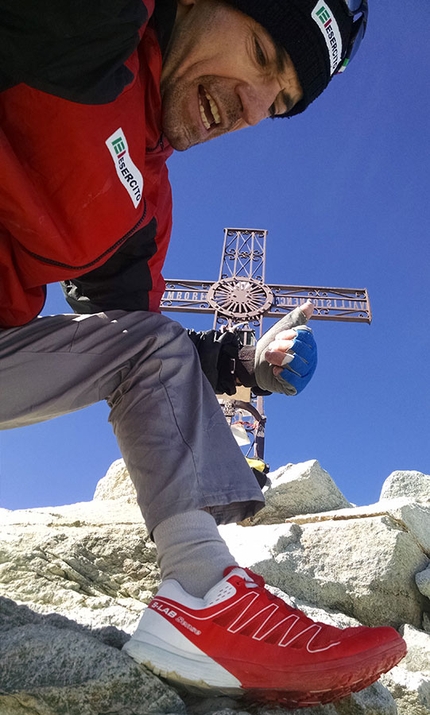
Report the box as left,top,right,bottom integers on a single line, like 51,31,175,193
0,310,264,532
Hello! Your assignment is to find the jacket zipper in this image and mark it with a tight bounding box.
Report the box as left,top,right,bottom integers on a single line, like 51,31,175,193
146,134,170,154
21,199,147,272
146,134,165,153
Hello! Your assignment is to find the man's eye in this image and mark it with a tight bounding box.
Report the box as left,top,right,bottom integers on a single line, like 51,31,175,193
254,39,267,67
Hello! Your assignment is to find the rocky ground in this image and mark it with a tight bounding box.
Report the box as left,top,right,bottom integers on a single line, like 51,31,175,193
1,459,429,715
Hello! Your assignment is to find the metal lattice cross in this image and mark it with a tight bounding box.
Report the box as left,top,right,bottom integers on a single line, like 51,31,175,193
160,228,371,459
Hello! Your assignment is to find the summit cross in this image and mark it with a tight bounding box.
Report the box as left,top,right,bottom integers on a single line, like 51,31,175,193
160,228,371,460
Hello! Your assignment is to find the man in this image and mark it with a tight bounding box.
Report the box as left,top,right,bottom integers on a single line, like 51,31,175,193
0,0,406,707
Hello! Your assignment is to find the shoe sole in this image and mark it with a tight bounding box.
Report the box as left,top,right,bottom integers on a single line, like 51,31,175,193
245,648,403,707
124,632,406,707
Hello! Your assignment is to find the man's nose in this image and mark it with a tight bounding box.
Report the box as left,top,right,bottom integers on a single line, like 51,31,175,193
235,81,276,126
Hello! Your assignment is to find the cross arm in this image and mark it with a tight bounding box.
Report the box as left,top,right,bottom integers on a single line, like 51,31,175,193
161,279,372,323
160,279,215,314
267,284,371,323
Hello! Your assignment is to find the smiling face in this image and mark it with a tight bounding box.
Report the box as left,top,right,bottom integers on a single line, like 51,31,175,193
160,0,303,151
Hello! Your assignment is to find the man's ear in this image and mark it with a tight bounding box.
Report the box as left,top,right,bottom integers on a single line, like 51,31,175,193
177,0,197,7
175,0,197,21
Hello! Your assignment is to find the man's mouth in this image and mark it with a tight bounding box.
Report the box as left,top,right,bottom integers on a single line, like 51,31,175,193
198,86,221,130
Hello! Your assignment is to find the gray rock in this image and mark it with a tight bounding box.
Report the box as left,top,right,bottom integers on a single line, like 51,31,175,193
261,496,430,557
380,470,430,501
221,515,428,628
380,667,430,715
286,497,430,556
0,595,128,650
2,458,430,715
398,624,430,674
182,681,397,715
246,460,352,524
0,501,159,632
385,500,430,556
0,599,185,715
416,566,430,600
93,459,138,504
331,682,397,714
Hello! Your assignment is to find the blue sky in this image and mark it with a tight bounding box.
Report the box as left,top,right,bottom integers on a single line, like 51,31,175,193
1,0,429,511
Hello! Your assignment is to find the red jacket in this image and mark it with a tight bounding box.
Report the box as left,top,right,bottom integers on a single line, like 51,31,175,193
0,0,174,327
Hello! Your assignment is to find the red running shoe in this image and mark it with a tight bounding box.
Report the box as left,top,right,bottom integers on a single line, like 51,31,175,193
123,567,406,708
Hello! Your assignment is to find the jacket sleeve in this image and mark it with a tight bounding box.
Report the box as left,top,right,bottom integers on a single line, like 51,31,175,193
61,219,159,313
186,330,273,397
187,330,240,395
0,0,148,102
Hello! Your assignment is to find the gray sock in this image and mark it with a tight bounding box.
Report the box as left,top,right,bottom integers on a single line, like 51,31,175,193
152,510,238,598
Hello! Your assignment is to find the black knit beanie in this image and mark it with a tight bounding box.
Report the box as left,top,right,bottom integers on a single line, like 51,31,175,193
225,0,354,115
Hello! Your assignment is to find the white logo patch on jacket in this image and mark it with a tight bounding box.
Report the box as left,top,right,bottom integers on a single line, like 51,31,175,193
106,128,143,208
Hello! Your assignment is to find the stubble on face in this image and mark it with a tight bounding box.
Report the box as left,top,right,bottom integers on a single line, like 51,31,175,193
160,75,205,152
161,75,243,151
160,1,245,151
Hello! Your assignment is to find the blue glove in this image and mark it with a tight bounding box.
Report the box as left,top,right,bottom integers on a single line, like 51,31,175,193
254,306,317,396
279,326,317,394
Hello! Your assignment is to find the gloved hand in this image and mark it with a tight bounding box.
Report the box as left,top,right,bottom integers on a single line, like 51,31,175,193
268,325,317,394
254,302,317,396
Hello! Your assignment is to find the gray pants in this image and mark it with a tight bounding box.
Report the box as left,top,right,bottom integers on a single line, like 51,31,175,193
0,310,264,533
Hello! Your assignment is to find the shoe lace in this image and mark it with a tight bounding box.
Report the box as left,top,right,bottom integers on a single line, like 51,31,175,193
225,565,265,588
225,565,317,628
222,567,345,650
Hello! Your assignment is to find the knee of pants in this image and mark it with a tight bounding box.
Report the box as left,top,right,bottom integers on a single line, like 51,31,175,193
150,317,200,366
113,313,202,391
95,311,197,367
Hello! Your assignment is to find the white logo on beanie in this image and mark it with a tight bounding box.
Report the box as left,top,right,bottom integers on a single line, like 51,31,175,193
311,0,343,75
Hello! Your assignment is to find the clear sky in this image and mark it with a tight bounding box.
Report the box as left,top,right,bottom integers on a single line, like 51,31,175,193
1,0,429,511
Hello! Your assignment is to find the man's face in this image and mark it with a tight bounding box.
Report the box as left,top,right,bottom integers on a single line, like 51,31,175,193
161,0,303,151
